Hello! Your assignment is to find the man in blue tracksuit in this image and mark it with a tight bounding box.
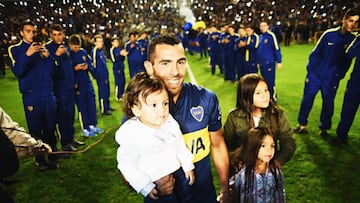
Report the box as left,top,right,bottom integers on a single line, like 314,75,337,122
110,37,127,101
219,25,228,76
258,21,282,101
137,31,149,69
69,34,103,137
295,8,359,138
234,26,247,80
46,24,82,152
222,25,238,82
245,24,260,74
198,28,208,58
8,21,58,170
125,31,144,78
91,34,112,115
331,34,360,144
208,26,223,75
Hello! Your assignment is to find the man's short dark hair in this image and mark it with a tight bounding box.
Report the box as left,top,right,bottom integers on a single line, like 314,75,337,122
343,8,360,19
128,31,139,38
245,23,255,30
147,34,181,63
69,34,81,45
21,20,36,32
50,24,64,32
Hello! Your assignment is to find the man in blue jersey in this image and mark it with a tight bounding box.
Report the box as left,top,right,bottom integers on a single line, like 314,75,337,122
137,31,149,68
46,24,84,152
294,8,359,138
69,34,103,137
222,25,238,82
234,26,247,80
198,28,208,59
144,34,229,203
125,31,144,78
8,20,58,170
258,21,282,102
331,33,360,145
110,37,127,101
208,25,223,75
91,34,112,116
245,24,260,75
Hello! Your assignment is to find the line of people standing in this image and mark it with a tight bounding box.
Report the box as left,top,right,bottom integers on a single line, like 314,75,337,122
6,20,155,170
207,21,282,101
7,21,107,170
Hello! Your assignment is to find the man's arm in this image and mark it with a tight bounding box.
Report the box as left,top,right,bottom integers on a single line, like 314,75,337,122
210,129,229,194
0,107,52,156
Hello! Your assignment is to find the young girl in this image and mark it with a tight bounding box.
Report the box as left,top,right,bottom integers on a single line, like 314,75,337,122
223,73,296,167
115,72,195,203
231,127,285,202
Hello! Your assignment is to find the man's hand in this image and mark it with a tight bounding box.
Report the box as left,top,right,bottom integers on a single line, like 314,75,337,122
238,41,247,47
120,49,128,56
154,174,174,196
74,63,88,71
41,143,52,153
217,191,231,203
40,47,49,58
56,44,67,56
31,142,52,155
26,43,42,56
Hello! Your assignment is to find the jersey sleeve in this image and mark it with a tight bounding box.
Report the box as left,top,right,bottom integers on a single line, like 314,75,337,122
206,89,222,132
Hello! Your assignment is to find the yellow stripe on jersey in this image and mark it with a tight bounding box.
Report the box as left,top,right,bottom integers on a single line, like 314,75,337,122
312,27,340,52
254,33,259,48
267,30,279,50
345,35,358,53
114,85,119,101
78,112,84,130
92,48,97,68
245,37,251,62
8,40,23,65
183,127,211,163
110,46,115,62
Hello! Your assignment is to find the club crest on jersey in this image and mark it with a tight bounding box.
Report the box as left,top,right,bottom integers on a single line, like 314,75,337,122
82,55,86,62
27,106,33,112
190,106,204,122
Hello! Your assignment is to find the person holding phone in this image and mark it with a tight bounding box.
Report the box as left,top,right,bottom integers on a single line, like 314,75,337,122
46,24,85,153
8,20,58,170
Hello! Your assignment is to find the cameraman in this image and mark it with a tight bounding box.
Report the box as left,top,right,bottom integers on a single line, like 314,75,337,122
0,106,51,202
8,20,58,170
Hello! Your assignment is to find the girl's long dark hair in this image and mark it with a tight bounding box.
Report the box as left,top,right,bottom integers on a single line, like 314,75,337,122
236,73,281,135
231,127,283,202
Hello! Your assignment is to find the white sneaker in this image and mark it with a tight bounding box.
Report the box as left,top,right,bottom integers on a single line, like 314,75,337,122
82,129,96,137
89,126,104,134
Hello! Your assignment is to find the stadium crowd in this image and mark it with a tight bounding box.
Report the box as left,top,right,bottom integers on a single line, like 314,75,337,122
0,0,358,46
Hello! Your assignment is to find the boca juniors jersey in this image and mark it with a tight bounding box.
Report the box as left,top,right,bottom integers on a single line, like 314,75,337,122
169,82,222,163
170,82,221,202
